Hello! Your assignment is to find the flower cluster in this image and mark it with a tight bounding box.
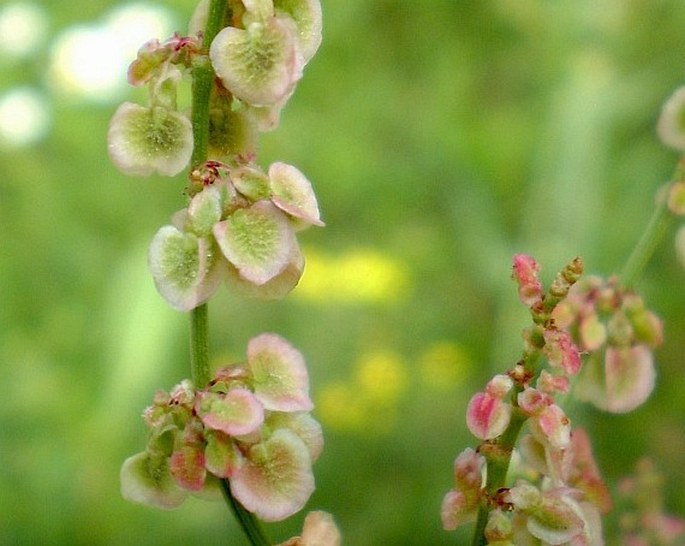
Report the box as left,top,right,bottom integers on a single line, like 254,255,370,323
108,0,324,309
149,159,322,310
121,333,323,521
109,0,322,176
553,276,663,413
443,256,614,544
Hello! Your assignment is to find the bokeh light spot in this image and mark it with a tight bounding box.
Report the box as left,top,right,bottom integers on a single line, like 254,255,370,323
354,350,408,403
419,341,470,390
0,2,49,59
316,382,366,432
297,246,411,304
49,25,127,100
0,87,51,148
48,4,175,101
104,3,176,60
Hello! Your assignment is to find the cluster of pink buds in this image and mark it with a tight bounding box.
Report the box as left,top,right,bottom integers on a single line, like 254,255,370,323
552,276,663,413
121,333,323,521
443,255,620,544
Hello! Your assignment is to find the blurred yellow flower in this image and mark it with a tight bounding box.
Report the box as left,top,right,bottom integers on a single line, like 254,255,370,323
354,349,408,404
296,247,410,303
419,341,471,390
316,350,408,434
316,382,367,432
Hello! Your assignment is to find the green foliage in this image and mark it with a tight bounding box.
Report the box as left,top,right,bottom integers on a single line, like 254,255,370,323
2,0,685,544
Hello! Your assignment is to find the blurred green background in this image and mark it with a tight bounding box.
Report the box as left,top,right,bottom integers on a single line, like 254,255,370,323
2,0,685,544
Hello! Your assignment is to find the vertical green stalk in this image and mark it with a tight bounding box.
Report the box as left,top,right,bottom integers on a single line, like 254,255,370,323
621,158,685,287
469,409,527,546
221,480,273,546
190,303,210,386
188,2,271,544
190,0,228,173
620,186,674,288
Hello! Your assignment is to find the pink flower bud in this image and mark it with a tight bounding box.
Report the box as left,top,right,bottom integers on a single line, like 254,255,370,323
170,445,207,491
467,391,512,440
543,328,581,376
453,447,485,491
512,254,543,307
486,374,514,397
519,388,571,449
195,388,265,436
442,448,485,531
535,403,571,450
537,370,570,394
518,387,550,414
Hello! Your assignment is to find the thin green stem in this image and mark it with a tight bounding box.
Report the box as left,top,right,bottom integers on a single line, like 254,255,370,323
620,187,673,288
469,409,527,546
189,0,230,189
187,2,271,544
221,480,272,546
620,158,685,287
190,53,213,171
190,303,210,386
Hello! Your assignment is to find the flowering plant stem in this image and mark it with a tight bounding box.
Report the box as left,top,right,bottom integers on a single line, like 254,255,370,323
470,403,527,545
190,304,210,385
620,190,672,288
187,1,271,544
221,480,273,546
621,159,684,287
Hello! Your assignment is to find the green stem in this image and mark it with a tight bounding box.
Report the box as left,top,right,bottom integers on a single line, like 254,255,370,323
189,0,230,190
221,480,272,546
620,157,685,287
620,186,673,288
190,304,210,386
187,2,271,544
469,410,527,546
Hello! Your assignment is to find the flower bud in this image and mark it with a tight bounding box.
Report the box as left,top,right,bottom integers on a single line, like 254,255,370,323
543,328,581,376
441,448,484,530
512,254,543,307
466,390,512,440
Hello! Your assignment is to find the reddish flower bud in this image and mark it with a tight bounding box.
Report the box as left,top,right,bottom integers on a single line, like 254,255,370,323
512,254,543,307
